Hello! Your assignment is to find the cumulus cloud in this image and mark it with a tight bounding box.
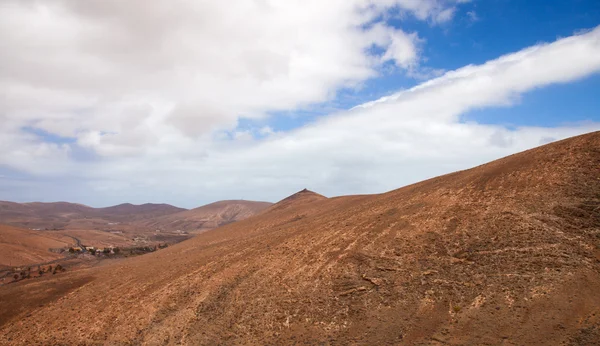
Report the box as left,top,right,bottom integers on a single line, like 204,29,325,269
0,1,599,207
0,0,459,145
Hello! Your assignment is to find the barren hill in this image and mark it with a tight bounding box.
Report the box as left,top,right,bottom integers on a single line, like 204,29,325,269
0,224,73,268
0,199,270,233
96,203,187,222
140,200,273,232
0,201,93,229
1,132,599,345
267,188,327,212
0,201,186,230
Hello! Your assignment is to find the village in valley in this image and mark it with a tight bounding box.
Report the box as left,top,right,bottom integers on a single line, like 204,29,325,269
0,230,172,286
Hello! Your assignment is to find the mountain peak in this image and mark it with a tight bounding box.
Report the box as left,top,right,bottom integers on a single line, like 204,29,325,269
288,188,326,199
269,189,327,211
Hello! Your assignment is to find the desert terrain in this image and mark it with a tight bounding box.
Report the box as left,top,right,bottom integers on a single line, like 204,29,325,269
140,200,274,234
0,199,272,252
0,224,74,268
0,132,598,344
0,200,272,290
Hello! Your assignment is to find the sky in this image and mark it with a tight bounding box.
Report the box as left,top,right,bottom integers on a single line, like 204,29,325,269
0,0,599,208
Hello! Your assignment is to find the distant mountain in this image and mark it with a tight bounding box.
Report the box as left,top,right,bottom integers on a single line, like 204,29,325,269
96,203,187,221
2,131,598,344
0,199,272,233
140,200,273,232
0,201,186,229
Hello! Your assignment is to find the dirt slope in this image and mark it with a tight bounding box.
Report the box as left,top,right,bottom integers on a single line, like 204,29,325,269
140,200,273,232
0,132,599,345
0,224,73,268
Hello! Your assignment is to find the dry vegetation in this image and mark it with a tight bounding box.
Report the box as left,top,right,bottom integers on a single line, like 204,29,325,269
0,131,599,345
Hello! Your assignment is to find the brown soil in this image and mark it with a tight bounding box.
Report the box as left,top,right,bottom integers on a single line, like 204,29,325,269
0,131,599,345
0,225,73,267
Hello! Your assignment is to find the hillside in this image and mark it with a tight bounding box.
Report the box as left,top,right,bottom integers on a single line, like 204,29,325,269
140,200,273,232
0,224,74,268
0,132,599,345
0,201,93,229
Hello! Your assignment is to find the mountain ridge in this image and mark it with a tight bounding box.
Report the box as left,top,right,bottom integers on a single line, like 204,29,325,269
140,200,273,232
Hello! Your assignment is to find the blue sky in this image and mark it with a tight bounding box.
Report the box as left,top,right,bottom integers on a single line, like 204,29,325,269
248,0,600,134
1,0,599,208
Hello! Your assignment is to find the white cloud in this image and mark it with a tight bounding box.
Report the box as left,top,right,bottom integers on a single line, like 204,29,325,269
0,0,461,146
0,2,599,207
467,10,479,22
381,29,421,69
435,8,456,23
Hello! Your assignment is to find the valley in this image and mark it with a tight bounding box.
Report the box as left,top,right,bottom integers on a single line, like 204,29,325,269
0,200,272,287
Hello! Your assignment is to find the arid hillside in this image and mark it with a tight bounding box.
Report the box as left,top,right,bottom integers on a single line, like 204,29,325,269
140,200,273,232
0,201,92,229
0,225,74,268
0,132,599,345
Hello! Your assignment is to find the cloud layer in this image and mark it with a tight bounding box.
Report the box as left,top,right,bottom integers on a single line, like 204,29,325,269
1,0,459,145
0,1,599,207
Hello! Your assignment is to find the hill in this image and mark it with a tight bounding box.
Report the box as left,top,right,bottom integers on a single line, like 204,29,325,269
140,200,274,232
0,132,599,345
266,188,327,212
0,224,73,268
96,203,187,222
0,201,93,229
0,201,186,230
